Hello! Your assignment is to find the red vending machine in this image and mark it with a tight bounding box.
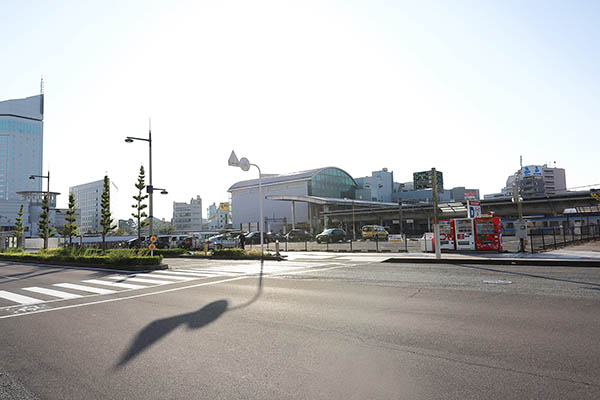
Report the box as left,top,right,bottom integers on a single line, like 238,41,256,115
454,218,475,250
435,219,456,250
474,216,503,251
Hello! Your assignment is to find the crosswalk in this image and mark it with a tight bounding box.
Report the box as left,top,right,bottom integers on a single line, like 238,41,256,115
0,262,325,308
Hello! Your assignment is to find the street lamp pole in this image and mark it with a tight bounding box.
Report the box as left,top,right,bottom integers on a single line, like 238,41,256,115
229,151,264,258
125,123,167,240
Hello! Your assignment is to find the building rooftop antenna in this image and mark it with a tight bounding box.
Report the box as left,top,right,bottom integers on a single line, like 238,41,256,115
40,76,44,94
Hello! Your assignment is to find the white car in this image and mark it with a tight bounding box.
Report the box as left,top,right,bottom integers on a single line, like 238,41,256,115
206,234,238,250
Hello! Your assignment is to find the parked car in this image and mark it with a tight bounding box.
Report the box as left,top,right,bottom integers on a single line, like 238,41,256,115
284,229,313,242
244,231,270,244
207,233,238,250
267,232,286,242
315,228,347,243
361,225,389,241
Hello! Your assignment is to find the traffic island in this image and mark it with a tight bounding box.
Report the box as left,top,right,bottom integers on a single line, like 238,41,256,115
186,248,286,261
0,249,166,271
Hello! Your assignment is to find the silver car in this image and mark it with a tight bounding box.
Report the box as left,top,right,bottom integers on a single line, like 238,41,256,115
206,234,238,250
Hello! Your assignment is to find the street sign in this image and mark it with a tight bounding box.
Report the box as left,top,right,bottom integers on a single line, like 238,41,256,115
413,170,443,190
150,235,157,243
148,243,156,251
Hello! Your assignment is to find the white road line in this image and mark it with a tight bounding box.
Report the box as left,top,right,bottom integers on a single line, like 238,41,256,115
145,273,196,281
153,270,215,277
0,290,44,305
105,276,169,285
22,287,83,300
82,279,148,290
54,283,117,295
176,269,239,276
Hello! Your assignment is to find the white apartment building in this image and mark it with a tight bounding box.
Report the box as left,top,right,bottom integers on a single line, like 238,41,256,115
70,179,109,234
172,195,203,232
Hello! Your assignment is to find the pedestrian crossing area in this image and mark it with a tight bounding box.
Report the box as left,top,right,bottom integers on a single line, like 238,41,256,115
0,261,326,308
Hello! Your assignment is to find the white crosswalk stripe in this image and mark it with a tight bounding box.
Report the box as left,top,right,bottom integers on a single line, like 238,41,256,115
82,279,148,290
105,276,171,285
144,273,196,281
152,270,219,278
0,290,44,305
54,283,117,295
22,287,83,300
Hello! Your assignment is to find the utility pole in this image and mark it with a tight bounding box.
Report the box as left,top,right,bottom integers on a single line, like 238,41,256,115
515,156,525,252
432,168,441,260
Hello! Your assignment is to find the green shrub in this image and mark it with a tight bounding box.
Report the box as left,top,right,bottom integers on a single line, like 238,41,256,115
4,247,24,254
0,249,162,267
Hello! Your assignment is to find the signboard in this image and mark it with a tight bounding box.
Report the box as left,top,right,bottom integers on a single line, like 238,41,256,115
413,170,443,190
148,243,156,251
467,200,482,218
522,165,543,177
464,191,477,200
150,235,157,243
515,222,528,239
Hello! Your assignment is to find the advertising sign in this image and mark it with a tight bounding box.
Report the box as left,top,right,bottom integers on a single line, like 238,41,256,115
464,191,477,200
522,165,543,177
467,200,481,218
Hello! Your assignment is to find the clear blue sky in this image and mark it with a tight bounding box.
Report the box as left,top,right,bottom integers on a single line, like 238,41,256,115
1,0,599,220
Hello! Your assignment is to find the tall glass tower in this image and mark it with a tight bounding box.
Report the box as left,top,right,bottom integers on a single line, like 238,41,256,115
0,94,44,200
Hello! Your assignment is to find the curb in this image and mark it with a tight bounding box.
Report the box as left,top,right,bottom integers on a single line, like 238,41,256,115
383,257,600,267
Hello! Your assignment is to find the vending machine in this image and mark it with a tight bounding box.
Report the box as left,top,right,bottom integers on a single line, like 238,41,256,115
435,219,456,250
474,216,503,251
454,218,475,250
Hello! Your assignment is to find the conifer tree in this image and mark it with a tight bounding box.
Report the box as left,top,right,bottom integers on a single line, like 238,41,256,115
100,175,116,249
38,195,54,249
64,192,79,246
14,204,25,248
131,165,149,245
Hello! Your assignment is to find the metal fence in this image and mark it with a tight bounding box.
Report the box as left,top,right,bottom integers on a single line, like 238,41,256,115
245,237,422,253
527,224,599,253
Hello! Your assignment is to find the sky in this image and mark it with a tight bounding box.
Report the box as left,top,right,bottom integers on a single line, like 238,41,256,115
1,0,599,222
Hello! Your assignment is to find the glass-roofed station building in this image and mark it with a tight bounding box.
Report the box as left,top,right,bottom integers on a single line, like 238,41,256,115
228,167,397,234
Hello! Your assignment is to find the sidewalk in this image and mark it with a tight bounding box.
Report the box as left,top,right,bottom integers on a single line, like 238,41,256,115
384,240,600,266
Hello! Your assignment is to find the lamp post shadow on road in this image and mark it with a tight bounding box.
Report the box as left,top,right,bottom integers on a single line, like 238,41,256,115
114,261,264,369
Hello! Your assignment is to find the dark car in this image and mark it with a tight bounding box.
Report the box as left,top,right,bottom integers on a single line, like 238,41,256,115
284,229,313,242
267,232,286,242
245,231,269,244
315,228,347,243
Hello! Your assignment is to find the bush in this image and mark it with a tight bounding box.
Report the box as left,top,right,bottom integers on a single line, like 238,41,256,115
0,248,163,267
4,247,24,254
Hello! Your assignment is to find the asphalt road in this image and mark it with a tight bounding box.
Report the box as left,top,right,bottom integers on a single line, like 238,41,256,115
1,256,599,399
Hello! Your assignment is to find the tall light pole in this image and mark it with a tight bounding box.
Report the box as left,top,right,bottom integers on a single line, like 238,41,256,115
125,124,167,238
229,151,264,258
29,171,50,249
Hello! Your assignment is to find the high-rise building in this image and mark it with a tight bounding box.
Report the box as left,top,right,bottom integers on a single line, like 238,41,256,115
0,94,44,200
172,195,203,232
70,179,110,234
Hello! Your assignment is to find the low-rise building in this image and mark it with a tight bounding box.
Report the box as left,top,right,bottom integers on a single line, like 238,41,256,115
172,195,203,233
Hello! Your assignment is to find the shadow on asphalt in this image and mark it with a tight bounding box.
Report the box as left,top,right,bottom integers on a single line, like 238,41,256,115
0,265,65,284
456,264,600,288
115,260,264,368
